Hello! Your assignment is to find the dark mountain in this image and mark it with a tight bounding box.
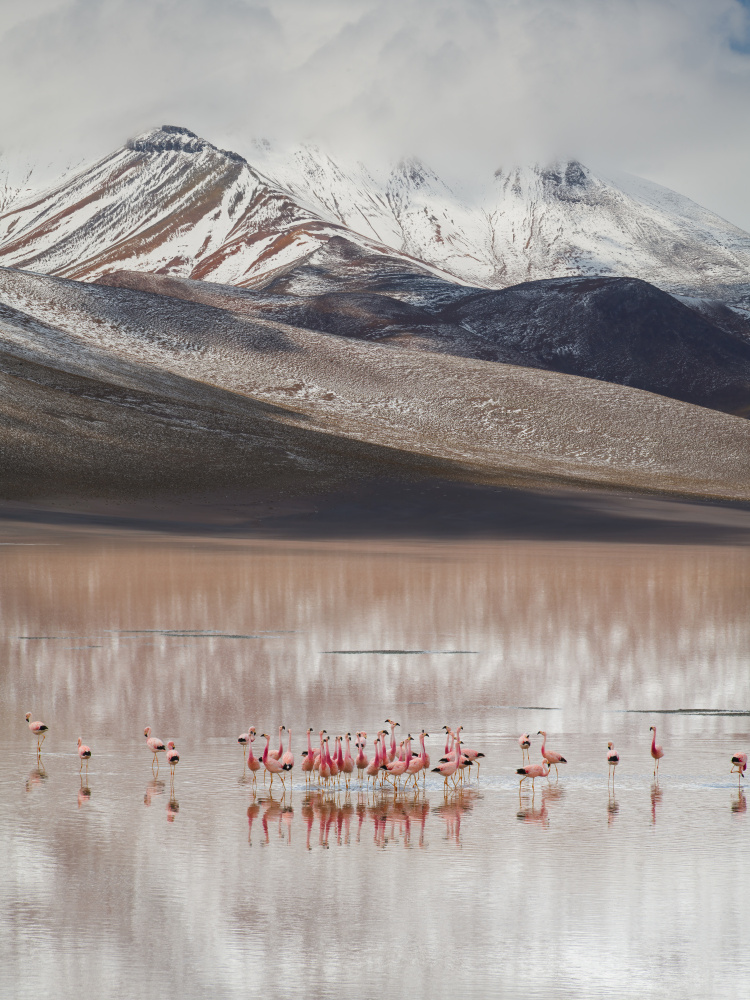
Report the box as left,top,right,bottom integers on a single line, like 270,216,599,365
98,257,750,417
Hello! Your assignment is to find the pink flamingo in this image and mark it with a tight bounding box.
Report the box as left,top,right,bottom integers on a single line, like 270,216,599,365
519,733,531,763
517,758,550,792
301,728,316,781
282,728,294,776
355,735,369,780
432,736,462,789
341,734,355,788
246,735,261,784
607,742,619,782
260,732,287,791
144,727,166,772
334,736,345,785
25,713,48,754
385,719,400,763
649,726,664,777
454,726,485,776
166,741,180,775
270,726,285,760
318,736,332,786
77,737,91,775
407,733,428,786
328,737,340,783
387,738,412,788
731,752,747,784
238,725,256,760
538,731,566,777
365,738,382,786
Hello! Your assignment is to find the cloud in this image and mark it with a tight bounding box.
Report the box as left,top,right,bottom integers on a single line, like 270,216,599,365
2,0,750,227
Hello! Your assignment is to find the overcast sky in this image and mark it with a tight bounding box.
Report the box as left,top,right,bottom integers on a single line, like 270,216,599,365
2,0,750,227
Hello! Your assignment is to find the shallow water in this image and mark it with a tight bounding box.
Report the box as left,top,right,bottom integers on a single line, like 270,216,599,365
1,533,749,999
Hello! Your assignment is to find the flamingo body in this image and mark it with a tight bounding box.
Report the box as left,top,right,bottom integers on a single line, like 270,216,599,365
26,713,48,752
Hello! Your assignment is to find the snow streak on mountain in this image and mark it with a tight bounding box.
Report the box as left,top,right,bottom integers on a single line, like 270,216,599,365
1,126,749,297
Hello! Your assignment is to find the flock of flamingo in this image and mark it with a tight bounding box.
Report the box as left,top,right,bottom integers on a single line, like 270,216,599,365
24,712,749,791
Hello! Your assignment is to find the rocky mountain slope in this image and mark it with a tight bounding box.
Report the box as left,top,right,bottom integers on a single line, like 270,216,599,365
1,127,749,301
97,251,750,417
1,266,749,503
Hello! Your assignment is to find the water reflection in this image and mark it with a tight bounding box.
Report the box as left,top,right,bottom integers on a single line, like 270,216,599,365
651,782,663,825
607,792,619,826
78,781,92,809
144,778,166,806
3,534,750,999
732,789,747,815
25,764,47,792
3,538,750,739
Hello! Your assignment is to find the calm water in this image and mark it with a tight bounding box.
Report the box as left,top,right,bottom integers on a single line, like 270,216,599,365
1,532,749,999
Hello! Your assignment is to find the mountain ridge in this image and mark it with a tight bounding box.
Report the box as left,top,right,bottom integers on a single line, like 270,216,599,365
1,126,749,300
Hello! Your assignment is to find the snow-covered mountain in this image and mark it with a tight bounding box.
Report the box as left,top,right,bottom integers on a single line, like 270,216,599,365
1,125,749,298
0,127,424,288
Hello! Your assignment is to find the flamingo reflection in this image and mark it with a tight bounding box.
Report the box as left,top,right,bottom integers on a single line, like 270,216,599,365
78,779,92,809
166,798,179,822
25,765,47,792
732,789,747,815
247,798,260,845
144,778,166,806
650,782,663,825
607,792,619,827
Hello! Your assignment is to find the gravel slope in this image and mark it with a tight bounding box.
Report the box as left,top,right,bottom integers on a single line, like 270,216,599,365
1,267,749,502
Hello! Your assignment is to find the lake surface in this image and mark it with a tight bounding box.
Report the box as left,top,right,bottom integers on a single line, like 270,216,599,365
1,531,749,999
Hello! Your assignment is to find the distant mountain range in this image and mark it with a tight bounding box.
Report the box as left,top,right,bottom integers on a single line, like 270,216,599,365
1,126,749,506
2,125,750,300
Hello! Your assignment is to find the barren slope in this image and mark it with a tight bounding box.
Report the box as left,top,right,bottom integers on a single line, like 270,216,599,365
98,257,750,417
1,267,749,502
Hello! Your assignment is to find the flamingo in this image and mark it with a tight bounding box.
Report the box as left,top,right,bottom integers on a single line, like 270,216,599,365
270,726,285,760
144,727,166,772
607,741,619,782
341,734,355,788
77,737,91,775
25,713,48,754
407,733,428,786
166,741,180,775
260,732,287,791
246,735,261,784
538,731,567,777
238,725,256,760
731,752,747,784
355,735,369,780
518,733,531,763
649,726,664,777
385,719,400,763
282,728,294,776
387,738,411,788
517,758,550,792
432,736,463,789
453,727,485,776
328,737,340,783
365,738,382,787
318,736,332,787
301,728,316,782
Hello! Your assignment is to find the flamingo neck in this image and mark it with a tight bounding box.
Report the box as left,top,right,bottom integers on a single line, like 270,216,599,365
262,736,270,763
651,730,657,752
307,731,313,756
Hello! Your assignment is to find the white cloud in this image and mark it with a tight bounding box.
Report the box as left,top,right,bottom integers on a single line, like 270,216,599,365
1,0,750,228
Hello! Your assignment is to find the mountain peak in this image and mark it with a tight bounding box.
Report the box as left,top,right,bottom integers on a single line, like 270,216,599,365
126,125,246,163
